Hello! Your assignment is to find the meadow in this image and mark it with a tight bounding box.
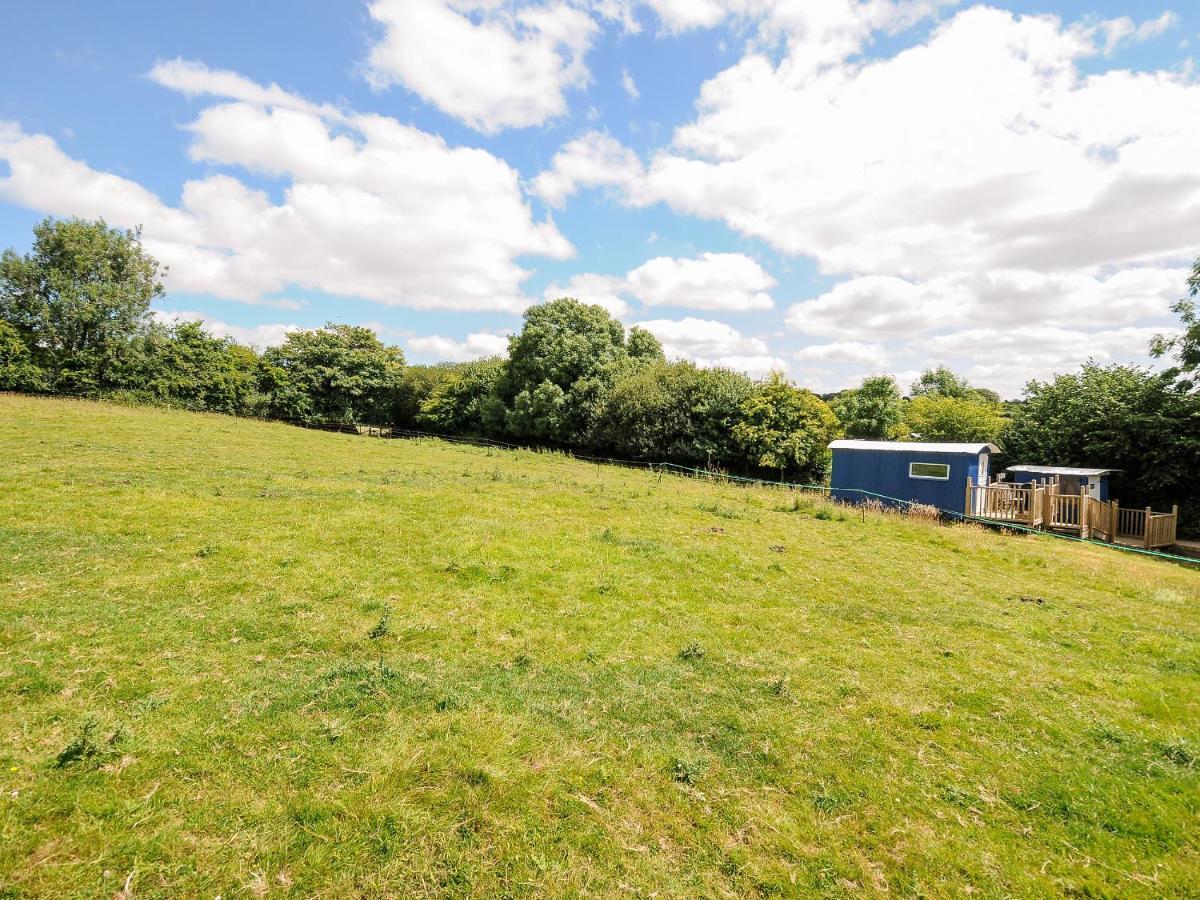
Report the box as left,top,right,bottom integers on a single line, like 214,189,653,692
0,394,1197,897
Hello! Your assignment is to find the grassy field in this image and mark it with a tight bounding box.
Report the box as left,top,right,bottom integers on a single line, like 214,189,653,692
0,395,1197,898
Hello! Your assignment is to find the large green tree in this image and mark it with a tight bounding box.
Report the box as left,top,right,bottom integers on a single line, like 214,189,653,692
832,375,905,439
905,395,1007,443
1151,256,1200,389
0,218,164,392
910,366,1001,404
732,373,841,482
589,361,756,468
259,324,406,424
133,320,261,414
498,298,663,443
416,358,506,435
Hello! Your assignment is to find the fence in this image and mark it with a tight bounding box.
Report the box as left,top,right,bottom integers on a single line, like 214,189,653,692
967,478,1179,550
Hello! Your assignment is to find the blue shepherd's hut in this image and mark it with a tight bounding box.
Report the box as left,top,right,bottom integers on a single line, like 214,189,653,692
829,440,998,510
1004,465,1118,501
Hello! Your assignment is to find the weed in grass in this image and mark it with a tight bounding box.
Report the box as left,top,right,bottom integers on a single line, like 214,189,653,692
368,611,392,640
678,642,705,661
765,675,789,697
53,719,106,769
670,756,706,785
697,501,740,520
1158,739,1196,768
814,508,833,521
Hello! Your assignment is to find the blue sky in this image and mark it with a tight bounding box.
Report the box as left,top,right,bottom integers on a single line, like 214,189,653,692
2,0,1197,397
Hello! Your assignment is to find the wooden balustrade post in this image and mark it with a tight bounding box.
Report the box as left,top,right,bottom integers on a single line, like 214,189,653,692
965,476,973,515
1144,507,1153,550
1079,486,1089,539
1111,500,1119,540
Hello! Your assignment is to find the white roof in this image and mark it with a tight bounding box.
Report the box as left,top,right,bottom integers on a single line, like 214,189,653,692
1005,465,1119,476
829,439,999,454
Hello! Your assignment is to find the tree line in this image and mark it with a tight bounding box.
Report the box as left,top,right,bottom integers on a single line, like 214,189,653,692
3,218,1198,530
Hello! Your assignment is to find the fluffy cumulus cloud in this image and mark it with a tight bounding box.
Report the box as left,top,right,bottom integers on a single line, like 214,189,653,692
636,316,787,376
530,130,644,208
532,2,1198,392
364,0,598,133
407,332,510,361
626,252,775,311
541,251,774,316
793,341,889,368
542,272,631,316
0,61,572,313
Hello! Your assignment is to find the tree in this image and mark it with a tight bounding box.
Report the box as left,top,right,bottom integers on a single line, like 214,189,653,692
732,372,841,482
498,298,663,443
259,324,405,424
0,217,164,392
392,364,459,429
904,395,1007,443
417,358,506,435
589,361,756,467
832,375,904,439
1003,363,1200,535
132,320,260,414
1151,256,1200,388
0,320,46,391
909,366,1001,404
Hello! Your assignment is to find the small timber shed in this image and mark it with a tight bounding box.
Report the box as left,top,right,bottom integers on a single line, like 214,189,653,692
829,440,999,510
1004,465,1119,501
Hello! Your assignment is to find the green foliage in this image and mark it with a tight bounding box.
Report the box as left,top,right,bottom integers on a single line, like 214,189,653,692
832,375,905,439
417,358,506,435
1003,363,1200,534
498,298,663,443
732,372,841,482
589,361,755,467
392,364,457,429
905,395,1008,443
0,320,47,391
910,366,1000,404
0,217,164,392
1151,257,1200,388
131,320,261,414
259,324,405,424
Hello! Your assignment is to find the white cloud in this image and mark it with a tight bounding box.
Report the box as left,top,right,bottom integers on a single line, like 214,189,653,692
621,67,640,99
626,252,774,310
794,341,889,367
1097,11,1179,56
786,267,1184,341
363,0,598,133
530,130,644,208
635,316,786,375
153,309,299,347
920,325,1174,396
543,251,776,315
542,272,631,317
408,332,510,361
0,63,573,313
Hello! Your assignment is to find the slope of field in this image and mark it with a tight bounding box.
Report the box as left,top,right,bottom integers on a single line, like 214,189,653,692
0,395,1197,897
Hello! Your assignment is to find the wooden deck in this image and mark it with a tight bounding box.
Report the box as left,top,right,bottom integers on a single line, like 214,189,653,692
966,479,1179,550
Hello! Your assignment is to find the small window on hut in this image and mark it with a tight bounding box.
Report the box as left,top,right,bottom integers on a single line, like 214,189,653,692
910,462,950,480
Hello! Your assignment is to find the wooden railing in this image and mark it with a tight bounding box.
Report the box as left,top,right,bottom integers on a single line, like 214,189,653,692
966,479,1180,550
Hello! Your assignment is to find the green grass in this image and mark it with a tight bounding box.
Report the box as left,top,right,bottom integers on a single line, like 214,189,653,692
1,395,1198,897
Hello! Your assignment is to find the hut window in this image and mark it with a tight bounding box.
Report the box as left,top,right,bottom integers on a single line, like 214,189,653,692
910,462,950,480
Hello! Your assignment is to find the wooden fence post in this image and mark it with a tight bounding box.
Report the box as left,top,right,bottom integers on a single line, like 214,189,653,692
965,476,973,515
1080,486,1089,539
1111,500,1119,540
1144,507,1153,550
